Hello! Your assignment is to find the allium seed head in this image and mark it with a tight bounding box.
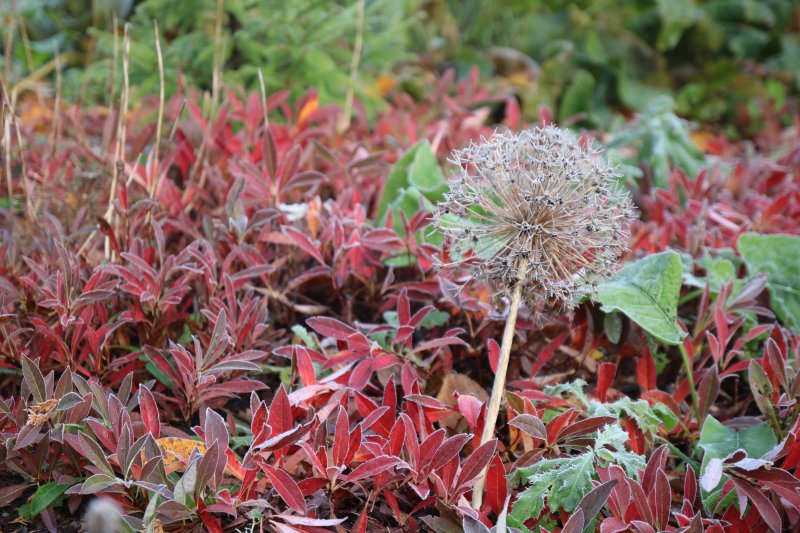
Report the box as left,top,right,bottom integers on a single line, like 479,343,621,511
434,126,636,319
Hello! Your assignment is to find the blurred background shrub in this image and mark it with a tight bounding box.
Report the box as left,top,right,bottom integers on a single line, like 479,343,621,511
1,0,798,132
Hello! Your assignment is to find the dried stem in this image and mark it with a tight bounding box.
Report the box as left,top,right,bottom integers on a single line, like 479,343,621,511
2,0,15,91
337,0,365,133
11,100,35,222
258,68,269,132
46,40,62,163
185,0,224,211
149,20,165,200
678,342,700,421
2,99,12,211
472,260,527,510
105,24,130,261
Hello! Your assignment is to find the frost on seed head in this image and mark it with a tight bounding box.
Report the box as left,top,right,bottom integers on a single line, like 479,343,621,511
433,126,636,319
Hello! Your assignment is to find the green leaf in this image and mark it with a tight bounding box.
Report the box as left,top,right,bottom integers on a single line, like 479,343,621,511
559,70,595,122
656,0,699,51
408,141,446,195
18,482,70,520
375,140,446,245
738,233,800,332
375,141,422,222
698,415,776,494
594,251,686,345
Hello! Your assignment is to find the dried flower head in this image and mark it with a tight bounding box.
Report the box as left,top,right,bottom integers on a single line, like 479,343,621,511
434,126,635,318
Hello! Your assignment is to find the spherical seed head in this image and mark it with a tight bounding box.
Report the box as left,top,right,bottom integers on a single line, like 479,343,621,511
433,126,636,319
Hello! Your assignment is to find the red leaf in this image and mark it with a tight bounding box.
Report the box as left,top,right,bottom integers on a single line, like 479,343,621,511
306,316,356,340
625,418,646,455
651,470,671,529
487,339,500,374
457,394,484,430
348,359,373,390
397,289,410,326
731,478,782,532
345,456,406,483
558,416,616,442
508,414,546,440
295,347,316,387
282,225,326,266
530,331,568,377
684,466,697,505
138,385,160,439
485,453,507,516
333,406,349,467
431,433,470,471
456,439,497,490
200,510,224,533
637,348,657,391
261,465,306,514
597,362,617,403
269,385,293,437
562,509,585,533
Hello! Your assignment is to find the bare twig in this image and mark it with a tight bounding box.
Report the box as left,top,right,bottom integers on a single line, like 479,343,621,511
46,40,62,162
2,0,15,91
104,24,130,261
257,68,269,132
149,20,165,200
337,0,365,133
2,100,12,211
185,0,225,212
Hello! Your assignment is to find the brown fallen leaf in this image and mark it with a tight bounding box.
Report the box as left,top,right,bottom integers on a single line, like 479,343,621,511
436,373,489,430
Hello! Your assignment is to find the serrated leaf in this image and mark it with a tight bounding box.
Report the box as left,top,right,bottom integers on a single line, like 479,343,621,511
594,251,686,345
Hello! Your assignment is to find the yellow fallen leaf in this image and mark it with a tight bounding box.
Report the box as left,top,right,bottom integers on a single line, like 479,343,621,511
155,437,207,474
691,130,714,152
376,75,397,97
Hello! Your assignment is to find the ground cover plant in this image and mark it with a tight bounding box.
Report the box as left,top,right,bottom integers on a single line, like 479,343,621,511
1,3,800,533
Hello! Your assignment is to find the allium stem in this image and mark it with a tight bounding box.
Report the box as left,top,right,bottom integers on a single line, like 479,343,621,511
678,342,700,421
472,262,526,510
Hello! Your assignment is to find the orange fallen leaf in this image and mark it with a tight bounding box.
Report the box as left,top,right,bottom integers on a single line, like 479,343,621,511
297,95,319,130
150,438,246,480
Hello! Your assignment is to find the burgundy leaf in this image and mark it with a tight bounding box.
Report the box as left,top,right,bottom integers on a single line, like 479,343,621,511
261,465,306,514
345,456,407,483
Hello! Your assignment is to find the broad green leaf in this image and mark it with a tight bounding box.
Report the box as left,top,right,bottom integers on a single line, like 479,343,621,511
738,232,800,332
375,140,423,221
559,69,595,122
594,251,686,345
656,0,699,51
698,415,776,494
408,141,446,195
18,482,70,519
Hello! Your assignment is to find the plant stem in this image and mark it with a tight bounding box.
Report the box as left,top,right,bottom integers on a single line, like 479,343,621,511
472,275,525,510
678,342,700,422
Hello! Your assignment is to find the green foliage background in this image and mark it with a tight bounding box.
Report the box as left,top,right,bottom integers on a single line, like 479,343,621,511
2,0,798,130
